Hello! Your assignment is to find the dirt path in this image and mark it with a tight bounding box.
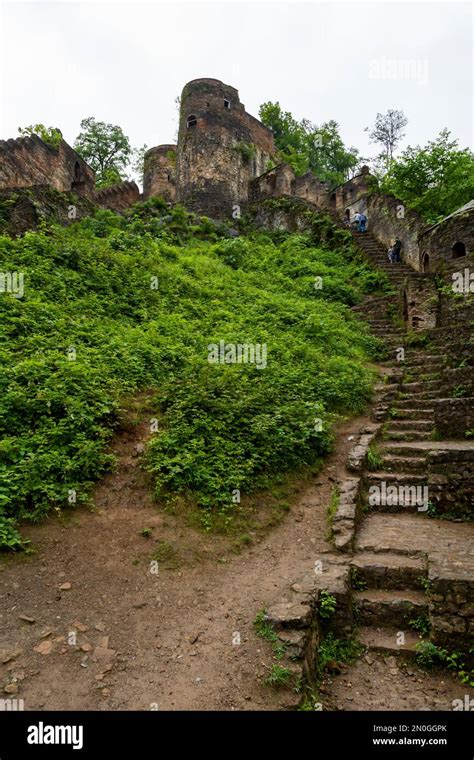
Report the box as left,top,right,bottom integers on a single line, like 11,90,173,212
1,396,470,711
1,397,368,711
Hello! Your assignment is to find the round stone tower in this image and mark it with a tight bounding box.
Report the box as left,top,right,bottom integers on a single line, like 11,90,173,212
176,78,276,218
143,144,176,202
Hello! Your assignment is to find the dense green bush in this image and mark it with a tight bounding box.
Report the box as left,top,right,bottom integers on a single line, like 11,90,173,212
0,202,382,546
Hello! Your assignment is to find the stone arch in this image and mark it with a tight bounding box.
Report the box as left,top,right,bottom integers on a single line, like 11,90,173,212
421,252,430,272
186,115,197,128
451,241,466,259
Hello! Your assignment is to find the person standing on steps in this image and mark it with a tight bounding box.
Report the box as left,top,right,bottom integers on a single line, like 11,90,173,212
352,211,361,231
392,238,402,263
359,212,367,232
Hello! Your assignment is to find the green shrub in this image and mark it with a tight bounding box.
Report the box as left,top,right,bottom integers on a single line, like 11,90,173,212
0,201,379,546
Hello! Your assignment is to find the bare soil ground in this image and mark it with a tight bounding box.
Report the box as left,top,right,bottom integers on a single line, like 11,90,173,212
0,397,469,711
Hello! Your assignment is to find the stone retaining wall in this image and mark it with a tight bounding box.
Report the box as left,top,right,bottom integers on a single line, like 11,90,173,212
428,553,474,660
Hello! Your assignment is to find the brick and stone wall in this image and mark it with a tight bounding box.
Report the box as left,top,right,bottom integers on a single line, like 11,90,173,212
365,192,425,269
143,145,176,202
176,78,276,219
0,135,95,199
428,553,474,658
433,398,474,438
401,273,439,330
418,202,474,272
292,172,330,207
328,167,373,212
94,180,140,212
249,164,295,201
427,448,474,518
0,185,97,236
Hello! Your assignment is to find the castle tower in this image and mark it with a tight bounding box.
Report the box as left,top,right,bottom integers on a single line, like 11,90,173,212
143,144,176,202
176,78,276,218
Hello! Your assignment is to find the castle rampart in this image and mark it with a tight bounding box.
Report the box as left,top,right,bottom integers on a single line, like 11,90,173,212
0,134,95,199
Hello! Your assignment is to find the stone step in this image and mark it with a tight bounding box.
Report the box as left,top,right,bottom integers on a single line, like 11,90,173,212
384,430,433,441
366,471,427,485
364,494,426,513
400,379,443,394
394,398,438,409
385,420,434,431
354,589,428,627
381,454,427,473
380,440,474,456
406,354,447,362
357,626,421,658
389,408,434,420
351,552,426,591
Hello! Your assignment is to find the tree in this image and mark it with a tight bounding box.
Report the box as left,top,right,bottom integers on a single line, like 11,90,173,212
380,129,474,223
131,144,148,183
304,120,360,186
259,102,359,184
18,124,62,149
74,117,132,188
366,109,408,168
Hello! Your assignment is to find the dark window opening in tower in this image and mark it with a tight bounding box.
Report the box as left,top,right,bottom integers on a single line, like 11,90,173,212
224,99,231,110
74,161,81,180
421,252,430,272
167,173,171,182
206,102,210,107
186,115,197,128
451,241,466,259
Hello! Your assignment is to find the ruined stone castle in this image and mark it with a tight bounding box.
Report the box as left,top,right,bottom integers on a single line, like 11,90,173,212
0,77,472,273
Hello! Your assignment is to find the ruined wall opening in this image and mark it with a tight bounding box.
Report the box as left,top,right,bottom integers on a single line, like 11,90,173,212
186,115,197,128
223,99,231,110
71,160,85,192
452,241,466,259
421,252,430,272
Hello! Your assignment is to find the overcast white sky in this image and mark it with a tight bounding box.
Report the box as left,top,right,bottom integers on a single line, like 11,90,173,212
0,0,472,167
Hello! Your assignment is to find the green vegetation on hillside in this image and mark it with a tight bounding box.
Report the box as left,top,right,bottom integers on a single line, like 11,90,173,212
0,198,385,547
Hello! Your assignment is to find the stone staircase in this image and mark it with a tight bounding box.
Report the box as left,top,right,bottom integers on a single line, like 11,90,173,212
261,215,473,704
347,227,466,659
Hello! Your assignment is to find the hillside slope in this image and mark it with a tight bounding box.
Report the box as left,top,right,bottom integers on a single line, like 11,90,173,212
0,198,390,547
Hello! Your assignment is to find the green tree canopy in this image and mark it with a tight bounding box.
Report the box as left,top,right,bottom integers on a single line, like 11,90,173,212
379,129,474,223
259,102,359,185
74,117,132,188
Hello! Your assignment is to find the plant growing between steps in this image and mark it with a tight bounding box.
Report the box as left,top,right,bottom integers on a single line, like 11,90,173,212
254,610,300,691
408,614,431,637
316,633,365,686
326,485,339,540
350,566,368,591
264,663,294,688
253,610,288,660
366,445,383,470
415,642,474,687
319,590,337,619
